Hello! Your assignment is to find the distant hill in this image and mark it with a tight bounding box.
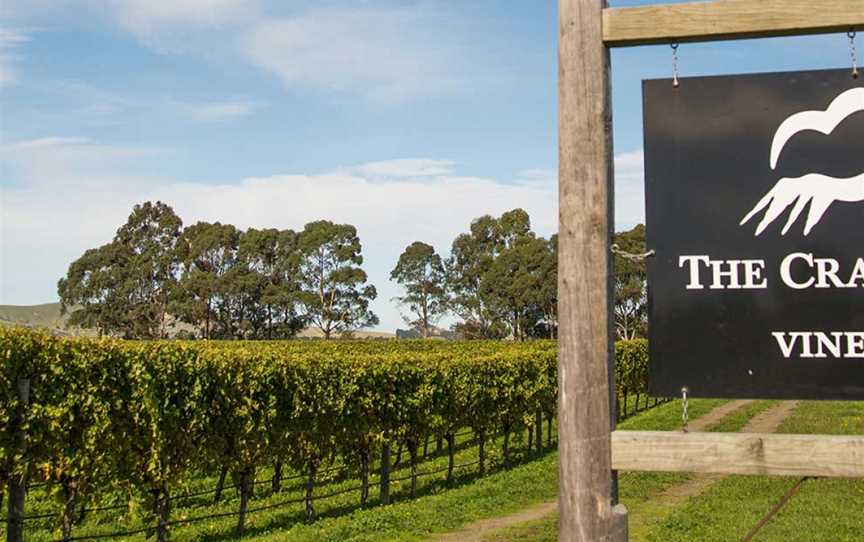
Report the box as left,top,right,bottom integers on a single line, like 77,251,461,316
0,302,70,330
0,303,395,339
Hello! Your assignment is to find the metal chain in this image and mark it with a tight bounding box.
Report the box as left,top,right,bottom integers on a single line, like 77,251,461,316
681,387,689,433
610,244,655,262
850,30,859,79
671,41,680,87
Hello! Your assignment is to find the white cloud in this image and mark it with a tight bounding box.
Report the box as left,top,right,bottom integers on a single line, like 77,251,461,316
1,147,556,330
614,148,645,230
241,6,473,102
2,2,478,103
352,159,456,179
1,137,646,330
0,27,30,87
107,0,258,27
0,137,162,183
173,99,266,122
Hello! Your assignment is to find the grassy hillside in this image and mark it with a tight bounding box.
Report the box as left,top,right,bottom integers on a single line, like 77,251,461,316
0,302,69,329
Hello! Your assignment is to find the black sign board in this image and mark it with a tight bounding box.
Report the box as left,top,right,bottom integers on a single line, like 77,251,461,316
644,68,864,399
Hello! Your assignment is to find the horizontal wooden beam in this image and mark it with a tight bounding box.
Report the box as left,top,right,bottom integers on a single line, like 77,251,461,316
603,0,864,47
612,431,864,478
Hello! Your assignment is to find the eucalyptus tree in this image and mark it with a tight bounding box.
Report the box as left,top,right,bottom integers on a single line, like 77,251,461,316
296,220,378,339
446,209,535,339
480,234,550,341
58,201,182,338
173,221,241,338
239,228,303,338
391,241,447,338
612,224,648,340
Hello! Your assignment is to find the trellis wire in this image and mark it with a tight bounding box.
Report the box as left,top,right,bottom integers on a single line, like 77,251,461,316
36,453,517,542
6,426,542,530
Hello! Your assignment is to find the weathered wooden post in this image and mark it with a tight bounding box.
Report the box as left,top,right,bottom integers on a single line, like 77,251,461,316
558,0,627,540
7,378,30,542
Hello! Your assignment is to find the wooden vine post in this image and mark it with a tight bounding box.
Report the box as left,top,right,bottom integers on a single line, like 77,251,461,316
558,1,626,540
557,1,864,540
7,379,30,542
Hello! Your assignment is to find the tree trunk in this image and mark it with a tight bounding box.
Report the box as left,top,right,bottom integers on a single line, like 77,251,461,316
214,465,228,504
535,409,544,454
436,435,443,455
305,461,317,522
237,467,253,535
527,425,534,452
379,443,391,505
272,460,282,493
547,412,554,447
446,433,455,485
62,478,78,542
478,430,486,476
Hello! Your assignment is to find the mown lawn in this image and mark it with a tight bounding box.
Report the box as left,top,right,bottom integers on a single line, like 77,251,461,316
485,400,864,542
647,401,864,542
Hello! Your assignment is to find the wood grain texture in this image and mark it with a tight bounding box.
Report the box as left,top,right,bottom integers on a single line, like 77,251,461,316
558,0,625,540
612,431,864,477
603,0,864,47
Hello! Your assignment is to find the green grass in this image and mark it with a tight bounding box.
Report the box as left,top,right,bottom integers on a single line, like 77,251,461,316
33,397,829,542
778,400,864,435
486,400,864,542
481,512,559,542
617,398,727,431
20,427,556,542
480,399,781,542
253,452,560,542
708,400,776,433
480,398,735,542
644,400,864,542
19,398,688,542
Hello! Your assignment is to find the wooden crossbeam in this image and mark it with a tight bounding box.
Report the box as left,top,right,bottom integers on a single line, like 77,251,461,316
612,431,864,478
603,0,864,47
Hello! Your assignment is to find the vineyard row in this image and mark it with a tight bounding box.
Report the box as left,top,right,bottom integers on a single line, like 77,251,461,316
0,328,648,541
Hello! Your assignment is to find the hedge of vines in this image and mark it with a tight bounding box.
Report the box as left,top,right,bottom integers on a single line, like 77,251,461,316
0,327,649,540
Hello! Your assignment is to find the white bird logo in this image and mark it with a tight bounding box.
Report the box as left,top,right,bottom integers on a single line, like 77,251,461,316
740,87,864,236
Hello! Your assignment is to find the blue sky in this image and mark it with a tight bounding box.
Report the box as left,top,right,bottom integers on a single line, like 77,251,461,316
0,0,857,331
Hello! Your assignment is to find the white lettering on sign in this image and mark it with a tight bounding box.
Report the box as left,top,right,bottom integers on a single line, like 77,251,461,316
678,256,767,290
678,254,864,290
771,332,864,359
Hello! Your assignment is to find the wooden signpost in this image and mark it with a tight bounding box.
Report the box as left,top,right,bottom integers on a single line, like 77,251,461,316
557,1,864,540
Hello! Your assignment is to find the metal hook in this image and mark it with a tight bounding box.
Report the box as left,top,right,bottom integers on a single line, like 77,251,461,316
671,41,680,88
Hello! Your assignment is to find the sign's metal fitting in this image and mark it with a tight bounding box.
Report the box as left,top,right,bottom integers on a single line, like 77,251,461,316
671,41,680,88
610,244,656,262
850,30,859,79
681,387,689,433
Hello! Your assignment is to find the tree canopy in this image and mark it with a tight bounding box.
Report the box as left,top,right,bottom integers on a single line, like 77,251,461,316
59,204,377,339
